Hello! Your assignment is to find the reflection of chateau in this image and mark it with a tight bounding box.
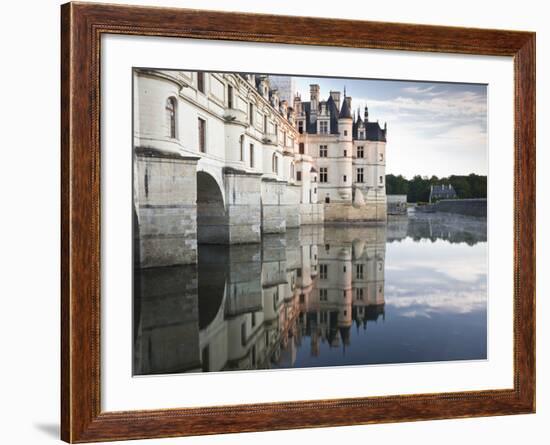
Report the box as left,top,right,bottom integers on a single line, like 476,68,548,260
133,70,387,268
134,225,386,374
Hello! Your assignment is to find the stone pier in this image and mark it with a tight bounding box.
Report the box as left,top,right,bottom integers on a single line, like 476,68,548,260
223,168,262,244
133,148,200,268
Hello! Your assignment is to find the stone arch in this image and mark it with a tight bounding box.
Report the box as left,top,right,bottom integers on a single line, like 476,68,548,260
197,171,229,244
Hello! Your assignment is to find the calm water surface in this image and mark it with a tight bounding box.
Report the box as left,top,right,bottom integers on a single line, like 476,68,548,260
133,211,487,375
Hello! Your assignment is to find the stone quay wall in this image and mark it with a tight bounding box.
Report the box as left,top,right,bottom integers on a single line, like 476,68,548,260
422,198,487,217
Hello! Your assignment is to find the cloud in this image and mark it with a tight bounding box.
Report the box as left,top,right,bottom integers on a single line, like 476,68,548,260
363,91,487,120
400,85,442,96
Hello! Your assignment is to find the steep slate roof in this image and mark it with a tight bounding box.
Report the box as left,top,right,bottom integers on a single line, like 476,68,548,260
365,121,387,142
325,95,340,135
296,89,388,141
339,96,353,119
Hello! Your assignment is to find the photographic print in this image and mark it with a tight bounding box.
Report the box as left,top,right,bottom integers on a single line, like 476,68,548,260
132,69,488,376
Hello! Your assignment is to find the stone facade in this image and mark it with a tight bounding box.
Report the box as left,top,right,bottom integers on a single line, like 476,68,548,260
133,70,388,267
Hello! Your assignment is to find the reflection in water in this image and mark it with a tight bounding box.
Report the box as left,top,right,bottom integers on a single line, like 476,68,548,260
133,211,487,375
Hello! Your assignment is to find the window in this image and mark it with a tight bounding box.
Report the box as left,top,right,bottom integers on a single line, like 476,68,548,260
283,131,287,147
319,121,328,134
299,143,305,154
249,103,254,125
290,163,295,179
297,268,302,278
357,146,364,158
325,196,330,204
275,123,278,137
356,168,364,183
343,175,347,183
359,130,365,139
344,150,347,157
356,288,364,300
297,171,302,181
166,97,177,139
227,84,233,108
263,115,268,133
239,135,244,161
319,145,328,157
320,167,328,183
198,118,206,152
241,323,247,346
319,264,328,280
251,312,256,328
379,175,384,185
272,153,278,174
344,130,348,136
249,144,254,168
379,152,384,162
320,288,328,301
197,72,205,93
298,120,304,134
201,346,209,372
356,264,364,279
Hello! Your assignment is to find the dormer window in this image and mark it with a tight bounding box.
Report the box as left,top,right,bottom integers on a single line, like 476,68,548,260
298,120,304,134
319,121,328,134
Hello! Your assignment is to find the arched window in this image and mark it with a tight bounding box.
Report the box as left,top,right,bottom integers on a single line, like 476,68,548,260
166,97,177,138
272,153,278,174
239,135,244,161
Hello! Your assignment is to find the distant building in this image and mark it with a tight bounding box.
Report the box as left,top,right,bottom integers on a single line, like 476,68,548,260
429,184,457,203
387,195,408,215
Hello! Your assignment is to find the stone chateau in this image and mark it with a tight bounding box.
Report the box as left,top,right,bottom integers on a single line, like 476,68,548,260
133,70,388,267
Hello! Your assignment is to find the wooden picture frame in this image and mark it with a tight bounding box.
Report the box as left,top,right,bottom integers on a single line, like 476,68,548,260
61,2,535,442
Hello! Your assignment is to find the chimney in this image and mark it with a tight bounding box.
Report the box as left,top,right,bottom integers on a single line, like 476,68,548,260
330,91,341,111
310,84,319,125
310,84,320,103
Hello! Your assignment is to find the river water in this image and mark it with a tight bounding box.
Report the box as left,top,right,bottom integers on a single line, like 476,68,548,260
133,211,487,375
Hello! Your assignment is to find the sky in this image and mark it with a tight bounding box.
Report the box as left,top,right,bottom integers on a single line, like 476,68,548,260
293,76,487,179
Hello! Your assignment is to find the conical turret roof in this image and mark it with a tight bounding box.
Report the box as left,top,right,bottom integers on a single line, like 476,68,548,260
339,96,352,119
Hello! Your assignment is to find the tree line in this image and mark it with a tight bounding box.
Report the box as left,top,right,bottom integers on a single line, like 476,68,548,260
386,173,487,203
